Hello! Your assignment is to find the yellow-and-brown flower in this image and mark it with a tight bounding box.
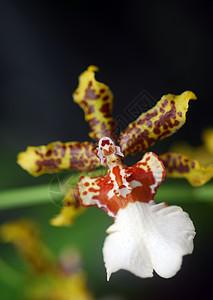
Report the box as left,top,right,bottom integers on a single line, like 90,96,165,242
17,66,197,280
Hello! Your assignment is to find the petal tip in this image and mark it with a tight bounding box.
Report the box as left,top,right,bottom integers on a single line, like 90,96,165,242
183,90,197,100
17,148,39,176
106,270,111,281
87,65,99,72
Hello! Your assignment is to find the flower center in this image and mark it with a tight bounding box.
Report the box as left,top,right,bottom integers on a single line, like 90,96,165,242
97,137,124,167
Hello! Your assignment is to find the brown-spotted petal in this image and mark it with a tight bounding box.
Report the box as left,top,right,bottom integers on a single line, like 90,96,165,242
17,141,100,176
159,152,213,186
73,65,116,141
118,91,197,156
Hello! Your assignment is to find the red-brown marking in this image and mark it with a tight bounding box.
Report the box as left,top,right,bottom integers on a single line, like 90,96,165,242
158,130,171,139
61,145,66,157
112,166,124,186
119,184,126,189
191,161,195,168
35,159,58,173
35,150,44,159
90,118,99,127
138,110,158,126
121,128,155,155
46,150,52,157
85,86,99,99
153,100,178,135
162,99,168,108
53,150,58,156
146,120,152,128
103,95,109,101
101,139,110,146
162,156,190,173
89,187,98,193
99,103,111,118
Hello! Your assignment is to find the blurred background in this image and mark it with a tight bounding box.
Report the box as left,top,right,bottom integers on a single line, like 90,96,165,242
0,0,213,299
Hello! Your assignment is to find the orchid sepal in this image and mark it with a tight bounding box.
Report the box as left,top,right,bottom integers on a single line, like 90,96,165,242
73,66,117,142
160,151,213,186
118,91,197,156
17,141,100,176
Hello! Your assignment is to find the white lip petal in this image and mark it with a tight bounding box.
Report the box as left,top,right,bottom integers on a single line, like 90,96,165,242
103,201,195,280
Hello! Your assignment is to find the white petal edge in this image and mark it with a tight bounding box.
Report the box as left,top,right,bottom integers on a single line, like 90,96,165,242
103,201,195,280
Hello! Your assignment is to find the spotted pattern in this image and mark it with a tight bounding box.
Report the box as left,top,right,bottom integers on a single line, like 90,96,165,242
73,66,116,141
77,152,165,218
97,137,124,167
118,91,197,156
17,141,100,176
160,152,213,186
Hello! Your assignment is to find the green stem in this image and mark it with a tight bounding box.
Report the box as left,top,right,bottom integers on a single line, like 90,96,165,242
0,181,213,211
0,168,107,210
0,184,56,210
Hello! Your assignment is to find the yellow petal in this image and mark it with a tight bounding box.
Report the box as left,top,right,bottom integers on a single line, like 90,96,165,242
159,152,213,186
50,187,85,227
73,66,116,141
17,141,100,176
0,220,54,273
118,91,197,156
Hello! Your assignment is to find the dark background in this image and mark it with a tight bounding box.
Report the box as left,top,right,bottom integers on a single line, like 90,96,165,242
1,0,213,149
0,0,213,299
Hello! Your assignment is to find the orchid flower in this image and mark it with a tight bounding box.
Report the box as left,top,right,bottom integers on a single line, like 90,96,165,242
18,66,196,280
